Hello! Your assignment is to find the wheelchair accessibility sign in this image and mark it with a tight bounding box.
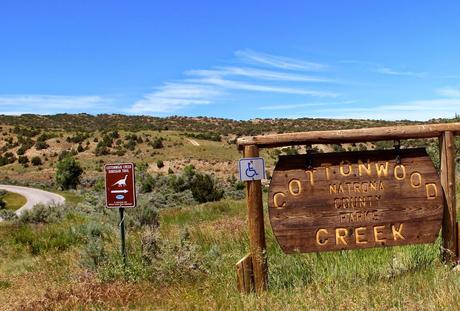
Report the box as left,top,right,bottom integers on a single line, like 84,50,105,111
238,157,266,181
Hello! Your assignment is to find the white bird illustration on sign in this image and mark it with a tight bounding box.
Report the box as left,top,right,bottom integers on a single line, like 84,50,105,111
112,175,128,187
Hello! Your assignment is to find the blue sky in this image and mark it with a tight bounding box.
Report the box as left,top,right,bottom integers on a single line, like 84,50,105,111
1,1,460,120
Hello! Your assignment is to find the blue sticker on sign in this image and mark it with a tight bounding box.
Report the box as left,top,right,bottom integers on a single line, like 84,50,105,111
116,195,125,200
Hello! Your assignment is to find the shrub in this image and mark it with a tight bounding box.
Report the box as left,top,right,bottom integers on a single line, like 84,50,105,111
81,222,112,269
140,174,156,193
151,137,164,149
184,132,221,142
67,132,90,144
156,159,164,169
0,209,16,220
18,203,68,224
31,156,42,166
18,155,29,165
95,144,110,156
55,156,83,189
190,172,224,203
58,149,77,160
35,140,49,150
125,196,160,229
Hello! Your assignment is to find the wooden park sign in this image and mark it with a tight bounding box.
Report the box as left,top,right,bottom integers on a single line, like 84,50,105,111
236,123,460,294
268,148,443,253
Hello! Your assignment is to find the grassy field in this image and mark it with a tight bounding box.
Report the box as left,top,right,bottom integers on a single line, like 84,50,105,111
0,117,459,309
0,191,459,310
1,191,27,211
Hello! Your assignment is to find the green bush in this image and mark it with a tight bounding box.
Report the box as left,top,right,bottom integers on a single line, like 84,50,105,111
31,156,42,166
55,156,83,189
0,209,16,220
18,155,29,165
190,173,224,203
18,203,68,224
156,159,164,169
35,140,49,150
151,137,164,149
81,221,112,269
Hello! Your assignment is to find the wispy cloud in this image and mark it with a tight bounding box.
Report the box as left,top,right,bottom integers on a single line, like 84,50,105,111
186,66,335,83
130,50,339,114
312,98,460,120
258,100,354,110
0,95,112,114
188,77,339,97
375,67,427,78
342,60,428,78
235,49,328,71
436,86,460,97
129,83,224,113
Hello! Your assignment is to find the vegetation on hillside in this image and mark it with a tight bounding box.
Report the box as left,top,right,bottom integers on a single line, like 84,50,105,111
0,115,460,309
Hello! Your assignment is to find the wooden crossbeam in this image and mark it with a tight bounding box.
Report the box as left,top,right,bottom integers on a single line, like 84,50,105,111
237,122,460,149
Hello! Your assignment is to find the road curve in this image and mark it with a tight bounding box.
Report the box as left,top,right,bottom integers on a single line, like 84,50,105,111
0,185,65,217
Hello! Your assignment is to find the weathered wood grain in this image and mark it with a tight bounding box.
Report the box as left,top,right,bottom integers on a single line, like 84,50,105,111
237,122,460,149
268,148,444,253
236,254,254,294
440,131,458,263
244,145,268,293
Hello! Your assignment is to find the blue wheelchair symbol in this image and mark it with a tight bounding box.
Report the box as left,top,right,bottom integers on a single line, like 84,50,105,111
245,161,259,178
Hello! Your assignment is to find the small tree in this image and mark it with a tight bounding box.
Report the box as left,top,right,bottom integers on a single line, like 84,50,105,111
55,156,83,189
190,172,224,203
31,156,42,166
18,155,29,165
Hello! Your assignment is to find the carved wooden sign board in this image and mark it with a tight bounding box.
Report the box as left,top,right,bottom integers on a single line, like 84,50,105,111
268,148,444,253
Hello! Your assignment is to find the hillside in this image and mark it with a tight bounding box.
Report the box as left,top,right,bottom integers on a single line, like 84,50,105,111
0,115,459,309
0,114,457,186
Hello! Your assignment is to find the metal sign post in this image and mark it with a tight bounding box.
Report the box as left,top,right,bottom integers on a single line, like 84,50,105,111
104,163,137,265
119,208,126,265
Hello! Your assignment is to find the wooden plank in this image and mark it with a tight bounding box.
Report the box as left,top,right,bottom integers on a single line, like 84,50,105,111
268,148,444,253
237,122,460,149
440,131,458,263
457,222,460,262
236,254,254,294
244,145,268,293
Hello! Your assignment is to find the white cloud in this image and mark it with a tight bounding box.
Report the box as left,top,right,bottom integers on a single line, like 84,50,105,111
258,101,354,110
0,95,112,114
130,49,338,114
235,49,328,71
186,67,335,83
436,86,460,97
189,77,339,97
129,83,223,113
312,98,460,120
375,67,426,78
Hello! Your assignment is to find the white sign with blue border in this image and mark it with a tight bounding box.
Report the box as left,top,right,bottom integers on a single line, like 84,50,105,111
238,157,266,181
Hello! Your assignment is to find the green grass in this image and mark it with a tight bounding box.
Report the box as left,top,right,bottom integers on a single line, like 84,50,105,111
1,191,27,211
0,197,459,310
53,190,83,205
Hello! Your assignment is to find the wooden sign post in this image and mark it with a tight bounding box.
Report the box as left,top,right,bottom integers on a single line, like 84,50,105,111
236,122,460,294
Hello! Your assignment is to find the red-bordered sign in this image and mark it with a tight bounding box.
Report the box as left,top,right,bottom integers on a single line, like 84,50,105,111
104,163,136,208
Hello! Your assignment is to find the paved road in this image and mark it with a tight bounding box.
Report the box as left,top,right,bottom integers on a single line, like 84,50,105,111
0,185,65,218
